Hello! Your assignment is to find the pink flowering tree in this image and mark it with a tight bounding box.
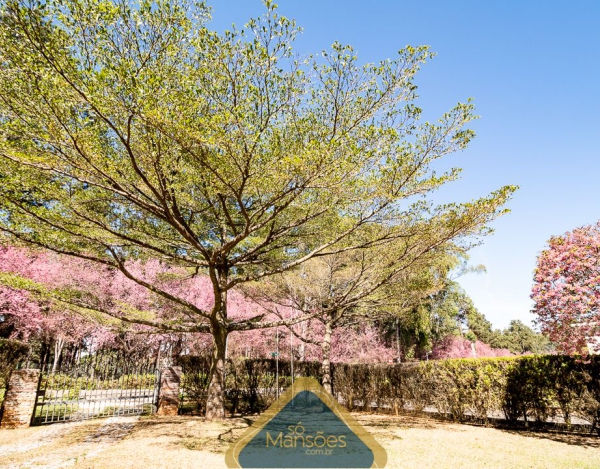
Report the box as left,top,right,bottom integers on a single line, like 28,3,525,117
0,245,275,365
0,285,38,339
1,244,400,375
0,248,116,370
531,221,600,355
224,319,395,364
0,246,186,367
432,336,512,359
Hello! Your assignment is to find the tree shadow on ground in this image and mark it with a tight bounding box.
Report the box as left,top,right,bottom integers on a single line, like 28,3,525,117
131,414,253,451
500,429,600,448
353,413,457,431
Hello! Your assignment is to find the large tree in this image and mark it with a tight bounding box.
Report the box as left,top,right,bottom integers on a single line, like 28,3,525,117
493,320,551,355
435,282,551,355
532,221,600,355
385,278,474,359
0,0,516,418
248,240,460,392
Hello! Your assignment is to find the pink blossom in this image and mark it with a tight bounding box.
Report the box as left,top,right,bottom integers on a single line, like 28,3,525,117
531,221,600,355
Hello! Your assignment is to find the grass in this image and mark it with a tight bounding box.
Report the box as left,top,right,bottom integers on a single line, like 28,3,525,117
42,373,157,391
33,403,79,425
0,413,599,468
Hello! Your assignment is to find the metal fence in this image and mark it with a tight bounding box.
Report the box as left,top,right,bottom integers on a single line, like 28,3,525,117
177,356,323,416
32,351,161,425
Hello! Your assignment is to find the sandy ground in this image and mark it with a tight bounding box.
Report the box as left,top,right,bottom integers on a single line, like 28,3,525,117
0,413,599,469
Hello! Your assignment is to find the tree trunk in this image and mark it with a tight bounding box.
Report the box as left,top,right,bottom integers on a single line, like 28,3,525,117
205,267,229,421
206,323,228,420
321,321,333,394
40,339,50,371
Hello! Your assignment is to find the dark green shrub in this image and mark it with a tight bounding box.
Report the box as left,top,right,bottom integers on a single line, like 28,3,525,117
577,358,600,432
0,338,29,389
177,355,211,414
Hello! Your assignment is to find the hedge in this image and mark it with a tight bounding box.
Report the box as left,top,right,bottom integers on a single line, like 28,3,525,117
177,355,600,433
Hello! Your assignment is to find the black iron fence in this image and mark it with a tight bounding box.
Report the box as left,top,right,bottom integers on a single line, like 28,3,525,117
177,356,323,416
32,351,161,425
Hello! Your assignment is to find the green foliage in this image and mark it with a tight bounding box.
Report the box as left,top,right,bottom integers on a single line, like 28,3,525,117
464,298,552,354
0,0,516,318
385,279,473,358
0,338,29,389
0,0,517,418
491,320,553,355
177,354,600,433
178,355,211,414
464,297,496,343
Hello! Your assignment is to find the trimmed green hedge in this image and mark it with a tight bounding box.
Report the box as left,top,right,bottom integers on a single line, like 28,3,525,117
336,356,600,431
178,355,600,433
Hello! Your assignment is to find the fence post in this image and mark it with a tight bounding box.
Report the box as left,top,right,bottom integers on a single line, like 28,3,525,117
0,369,41,429
157,366,182,416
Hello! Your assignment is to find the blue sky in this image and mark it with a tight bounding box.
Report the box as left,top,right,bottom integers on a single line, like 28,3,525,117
208,1,600,330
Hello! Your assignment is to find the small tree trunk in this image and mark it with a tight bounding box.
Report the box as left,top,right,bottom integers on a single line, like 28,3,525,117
298,320,306,361
52,338,65,373
171,336,183,362
321,321,333,394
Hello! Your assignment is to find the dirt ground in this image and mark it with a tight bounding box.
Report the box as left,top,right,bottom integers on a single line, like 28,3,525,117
0,413,599,469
